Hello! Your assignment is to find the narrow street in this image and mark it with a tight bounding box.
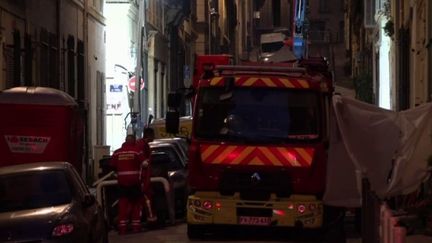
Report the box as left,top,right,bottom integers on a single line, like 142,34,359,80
108,221,362,243
109,215,361,243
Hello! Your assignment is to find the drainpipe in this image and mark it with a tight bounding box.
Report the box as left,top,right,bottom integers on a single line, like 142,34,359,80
83,0,91,181
142,1,148,126
134,0,147,136
57,0,62,88
429,1,432,101
0,9,3,90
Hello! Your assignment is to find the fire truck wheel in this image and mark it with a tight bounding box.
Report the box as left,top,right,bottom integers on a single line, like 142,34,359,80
323,206,346,243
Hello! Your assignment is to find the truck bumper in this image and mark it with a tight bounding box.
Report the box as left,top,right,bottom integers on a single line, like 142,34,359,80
187,192,323,228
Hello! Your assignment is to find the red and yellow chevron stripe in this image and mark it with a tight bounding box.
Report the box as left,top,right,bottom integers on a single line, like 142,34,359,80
210,76,310,88
200,145,315,167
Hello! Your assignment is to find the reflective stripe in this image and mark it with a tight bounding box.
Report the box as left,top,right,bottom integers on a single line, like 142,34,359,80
118,171,140,175
118,220,128,226
115,151,141,155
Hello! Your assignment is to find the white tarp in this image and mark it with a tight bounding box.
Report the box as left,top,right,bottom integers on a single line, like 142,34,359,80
324,95,432,207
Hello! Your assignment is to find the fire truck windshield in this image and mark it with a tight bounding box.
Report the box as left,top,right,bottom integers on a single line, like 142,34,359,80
195,87,321,143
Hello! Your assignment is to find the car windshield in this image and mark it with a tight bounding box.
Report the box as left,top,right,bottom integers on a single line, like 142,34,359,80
261,41,285,53
0,170,72,212
195,86,321,143
151,147,184,177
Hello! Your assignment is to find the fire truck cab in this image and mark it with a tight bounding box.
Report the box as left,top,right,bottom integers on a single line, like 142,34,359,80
166,55,343,240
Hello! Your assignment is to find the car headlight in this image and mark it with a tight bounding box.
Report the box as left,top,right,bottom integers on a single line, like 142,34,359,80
52,223,74,237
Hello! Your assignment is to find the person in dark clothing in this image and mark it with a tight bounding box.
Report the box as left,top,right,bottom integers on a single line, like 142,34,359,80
136,127,156,223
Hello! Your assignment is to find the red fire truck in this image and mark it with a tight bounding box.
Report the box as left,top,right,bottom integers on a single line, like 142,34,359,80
166,55,344,240
0,86,85,174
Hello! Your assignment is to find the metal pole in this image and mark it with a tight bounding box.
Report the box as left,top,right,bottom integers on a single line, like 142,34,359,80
142,1,148,126
134,0,147,137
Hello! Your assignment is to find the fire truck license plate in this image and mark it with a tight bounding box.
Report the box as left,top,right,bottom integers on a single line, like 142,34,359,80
238,216,271,226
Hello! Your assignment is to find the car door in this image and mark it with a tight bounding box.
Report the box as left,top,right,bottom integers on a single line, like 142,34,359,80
68,166,105,242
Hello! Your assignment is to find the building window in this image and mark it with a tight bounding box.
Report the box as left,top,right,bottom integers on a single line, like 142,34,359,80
272,0,281,27
160,63,166,116
49,33,59,89
153,59,158,117
5,42,14,88
40,29,49,87
77,40,85,101
13,30,21,87
24,34,32,86
365,0,376,28
67,35,76,97
338,20,344,43
39,29,59,89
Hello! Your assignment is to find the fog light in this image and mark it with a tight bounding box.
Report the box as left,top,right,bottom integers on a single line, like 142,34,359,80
297,204,306,214
215,202,222,209
52,224,74,236
193,200,201,207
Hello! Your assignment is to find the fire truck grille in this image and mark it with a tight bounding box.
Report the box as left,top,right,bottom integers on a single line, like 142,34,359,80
219,171,292,200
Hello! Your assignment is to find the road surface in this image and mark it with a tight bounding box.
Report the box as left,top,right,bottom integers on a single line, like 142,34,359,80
108,222,361,243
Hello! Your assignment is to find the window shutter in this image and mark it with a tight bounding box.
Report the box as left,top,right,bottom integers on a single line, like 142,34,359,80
364,0,376,28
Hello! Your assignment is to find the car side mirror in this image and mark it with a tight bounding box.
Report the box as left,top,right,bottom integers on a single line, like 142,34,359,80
82,194,96,207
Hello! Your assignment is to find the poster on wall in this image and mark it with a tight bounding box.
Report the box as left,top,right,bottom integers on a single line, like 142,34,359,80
106,78,129,115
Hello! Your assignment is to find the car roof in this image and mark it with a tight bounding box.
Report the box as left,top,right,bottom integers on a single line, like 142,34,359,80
0,162,71,176
155,137,187,142
149,142,176,149
151,138,188,151
0,86,77,106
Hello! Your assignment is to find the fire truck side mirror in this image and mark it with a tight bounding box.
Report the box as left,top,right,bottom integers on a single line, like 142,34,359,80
166,111,180,134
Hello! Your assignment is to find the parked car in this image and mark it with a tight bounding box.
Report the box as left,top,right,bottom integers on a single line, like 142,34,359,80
0,162,108,243
149,141,189,225
150,137,189,164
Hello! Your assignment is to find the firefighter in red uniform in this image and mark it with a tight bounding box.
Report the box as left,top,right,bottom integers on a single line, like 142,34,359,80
136,127,157,223
110,134,145,234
